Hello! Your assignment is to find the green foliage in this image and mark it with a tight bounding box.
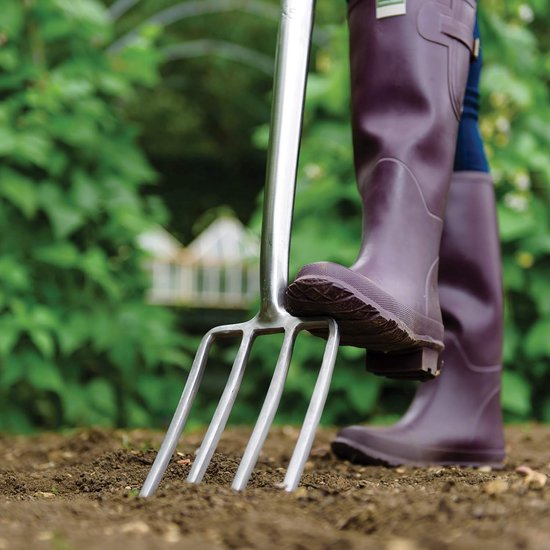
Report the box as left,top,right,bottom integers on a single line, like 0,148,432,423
3,0,549,433
108,0,345,244
0,0,189,432
479,1,550,421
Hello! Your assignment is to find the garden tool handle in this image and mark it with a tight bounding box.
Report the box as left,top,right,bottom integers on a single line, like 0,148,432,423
259,0,316,322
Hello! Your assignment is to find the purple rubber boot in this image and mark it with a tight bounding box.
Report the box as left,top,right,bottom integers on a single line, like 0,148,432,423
286,0,478,379
331,172,505,467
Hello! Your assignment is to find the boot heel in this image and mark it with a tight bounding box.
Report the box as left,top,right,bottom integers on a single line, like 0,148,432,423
366,348,442,381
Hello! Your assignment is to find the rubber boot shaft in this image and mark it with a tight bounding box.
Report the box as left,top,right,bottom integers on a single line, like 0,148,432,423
331,172,505,466
286,0,478,376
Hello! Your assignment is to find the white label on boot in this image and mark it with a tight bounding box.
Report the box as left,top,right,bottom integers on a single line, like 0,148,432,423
377,0,406,19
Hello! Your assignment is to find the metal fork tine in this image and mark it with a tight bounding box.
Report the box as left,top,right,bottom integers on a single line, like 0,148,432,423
139,329,217,497
187,331,255,484
282,318,340,492
231,327,297,491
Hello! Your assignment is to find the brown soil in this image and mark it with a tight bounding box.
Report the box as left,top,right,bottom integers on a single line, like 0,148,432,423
0,425,549,550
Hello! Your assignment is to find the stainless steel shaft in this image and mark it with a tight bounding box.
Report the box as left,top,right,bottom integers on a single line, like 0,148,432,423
258,0,316,321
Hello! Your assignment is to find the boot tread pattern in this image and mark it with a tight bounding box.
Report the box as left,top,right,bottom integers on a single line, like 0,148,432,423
286,277,441,380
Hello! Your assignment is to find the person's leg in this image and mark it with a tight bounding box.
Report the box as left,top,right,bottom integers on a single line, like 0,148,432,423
286,0,478,380
331,23,506,467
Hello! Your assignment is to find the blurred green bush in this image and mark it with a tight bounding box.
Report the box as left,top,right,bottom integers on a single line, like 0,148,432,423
1,0,549,433
0,0,192,432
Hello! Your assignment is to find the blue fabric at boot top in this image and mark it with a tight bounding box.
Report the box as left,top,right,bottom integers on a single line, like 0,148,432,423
454,20,489,173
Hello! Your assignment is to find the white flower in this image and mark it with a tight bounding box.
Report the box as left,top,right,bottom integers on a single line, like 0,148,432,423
495,116,511,134
304,164,323,180
519,4,534,23
514,173,531,191
504,193,529,212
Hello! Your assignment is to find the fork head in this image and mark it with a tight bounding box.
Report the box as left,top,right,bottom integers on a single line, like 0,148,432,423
139,310,339,496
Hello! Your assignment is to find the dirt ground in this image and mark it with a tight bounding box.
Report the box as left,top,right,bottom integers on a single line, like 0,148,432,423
0,425,549,550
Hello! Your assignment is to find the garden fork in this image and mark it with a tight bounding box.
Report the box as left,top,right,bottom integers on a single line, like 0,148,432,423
140,0,339,496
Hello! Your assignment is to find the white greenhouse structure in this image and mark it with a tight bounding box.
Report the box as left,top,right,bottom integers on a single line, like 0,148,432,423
139,218,260,309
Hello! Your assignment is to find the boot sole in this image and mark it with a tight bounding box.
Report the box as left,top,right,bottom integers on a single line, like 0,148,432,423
331,436,506,468
286,275,443,379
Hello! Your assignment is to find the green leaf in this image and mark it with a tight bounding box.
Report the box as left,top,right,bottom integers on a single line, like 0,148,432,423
26,355,65,394
158,348,188,368
98,73,129,97
49,114,98,148
108,341,138,372
31,306,59,330
39,183,84,238
331,367,380,414
78,247,120,296
525,318,550,359
34,242,80,268
483,64,533,108
136,375,167,411
497,204,536,242
0,127,15,156
529,271,550,316
502,370,532,417
29,329,55,359
57,313,90,356
0,168,39,218
0,355,24,389
0,406,33,433
0,321,20,357
125,399,151,427
0,1,24,38
52,0,108,27
501,256,525,291
86,379,117,419
71,171,101,212
502,318,519,364
62,382,87,424
14,131,53,168
0,48,18,71
0,256,31,291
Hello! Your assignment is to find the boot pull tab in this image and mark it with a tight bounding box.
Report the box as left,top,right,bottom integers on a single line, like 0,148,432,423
440,16,478,59
417,2,477,53
417,1,477,119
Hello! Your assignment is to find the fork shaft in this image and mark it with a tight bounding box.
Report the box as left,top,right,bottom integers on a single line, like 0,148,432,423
259,0,316,321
